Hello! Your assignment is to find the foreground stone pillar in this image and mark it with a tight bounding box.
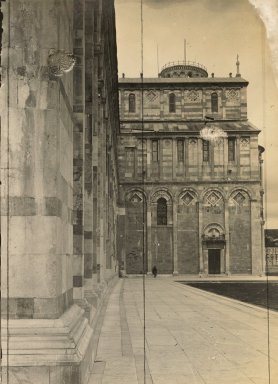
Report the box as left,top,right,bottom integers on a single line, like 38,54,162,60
0,1,93,383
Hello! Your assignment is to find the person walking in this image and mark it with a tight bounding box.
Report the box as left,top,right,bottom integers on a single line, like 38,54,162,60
152,265,158,278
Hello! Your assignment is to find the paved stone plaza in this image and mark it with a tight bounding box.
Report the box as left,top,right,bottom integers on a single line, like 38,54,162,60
89,277,278,384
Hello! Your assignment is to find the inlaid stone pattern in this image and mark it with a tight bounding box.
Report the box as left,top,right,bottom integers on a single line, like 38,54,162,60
240,137,249,147
189,138,197,145
206,191,222,206
181,192,194,206
233,191,246,205
187,90,201,102
145,90,159,103
130,193,143,204
226,88,240,101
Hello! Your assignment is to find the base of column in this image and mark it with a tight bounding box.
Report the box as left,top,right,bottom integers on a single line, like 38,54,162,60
1,304,93,384
172,271,179,276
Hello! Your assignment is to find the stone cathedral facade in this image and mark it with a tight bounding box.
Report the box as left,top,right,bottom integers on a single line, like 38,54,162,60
0,0,266,382
117,61,265,276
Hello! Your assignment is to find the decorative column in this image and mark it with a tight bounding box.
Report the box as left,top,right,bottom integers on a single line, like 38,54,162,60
147,200,152,273
197,138,203,178
172,138,177,180
224,198,230,274
72,0,85,303
223,137,228,177
250,199,262,275
83,0,95,294
173,198,178,275
198,202,204,274
146,139,151,179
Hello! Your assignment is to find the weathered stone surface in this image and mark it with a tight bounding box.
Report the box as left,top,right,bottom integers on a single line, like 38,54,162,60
1,305,93,384
118,69,264,276
0,0,119,382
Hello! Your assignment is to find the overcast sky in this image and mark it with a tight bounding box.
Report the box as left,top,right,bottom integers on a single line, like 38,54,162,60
115,0,278,229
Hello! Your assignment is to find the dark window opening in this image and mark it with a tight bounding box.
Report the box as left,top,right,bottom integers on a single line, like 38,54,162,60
169,93,176,113
211,92,218,112
203,140,210,162
129,93,136,112
157,197,167,225
152,140,159,162
177,139,184,162
228,137,236,161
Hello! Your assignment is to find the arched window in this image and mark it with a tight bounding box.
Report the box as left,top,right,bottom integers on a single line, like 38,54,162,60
169,93,176,113
203,140,210,162
129,93,136,112
228,137,236,161
157,197,167,225
211,92,218,112
177,139,184,162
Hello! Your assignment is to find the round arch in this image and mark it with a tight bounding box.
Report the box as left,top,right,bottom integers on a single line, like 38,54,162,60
151,189,172,204
203,222,225,237
228,187,252,201
125,188,147,203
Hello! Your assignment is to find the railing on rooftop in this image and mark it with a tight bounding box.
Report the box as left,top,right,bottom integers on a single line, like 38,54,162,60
160,60,207,72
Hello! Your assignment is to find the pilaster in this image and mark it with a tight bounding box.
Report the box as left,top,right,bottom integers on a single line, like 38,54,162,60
198,202,204,274
224,199,230,274
251,199,263,275
173,200,178,274
147,203,152,273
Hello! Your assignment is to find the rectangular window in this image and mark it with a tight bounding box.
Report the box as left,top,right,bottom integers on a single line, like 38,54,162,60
152,140,159,162
203,140,210,162
228,137,236,161
177,139,184,162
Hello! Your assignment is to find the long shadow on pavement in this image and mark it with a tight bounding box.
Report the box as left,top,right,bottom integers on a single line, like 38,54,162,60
178,281,278,311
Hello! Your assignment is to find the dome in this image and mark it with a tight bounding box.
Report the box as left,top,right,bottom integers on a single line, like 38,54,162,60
159,61,208,78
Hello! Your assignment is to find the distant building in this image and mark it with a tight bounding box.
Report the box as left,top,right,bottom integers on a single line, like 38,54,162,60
265,229,278,275
117,59,265,276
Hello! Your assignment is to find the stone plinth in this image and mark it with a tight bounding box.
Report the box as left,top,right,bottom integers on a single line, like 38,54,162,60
1,305,93,384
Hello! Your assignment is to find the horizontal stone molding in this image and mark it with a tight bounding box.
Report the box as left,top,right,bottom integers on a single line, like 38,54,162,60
1,304,93,366
1,289,73,319
1,196,73,222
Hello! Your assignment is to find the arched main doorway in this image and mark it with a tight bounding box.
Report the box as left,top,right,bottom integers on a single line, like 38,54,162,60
202,225,226,275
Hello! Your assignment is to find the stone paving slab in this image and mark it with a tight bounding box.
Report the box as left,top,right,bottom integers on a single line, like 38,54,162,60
89,277,278,384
